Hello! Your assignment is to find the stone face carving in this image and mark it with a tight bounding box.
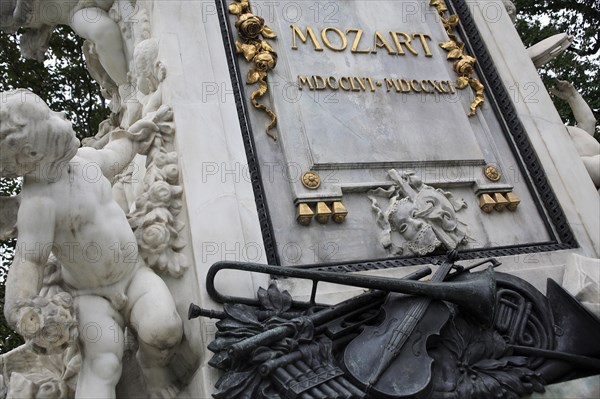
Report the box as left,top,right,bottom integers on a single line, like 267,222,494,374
549,80,600,192
0,90,183,398
369,170,469,256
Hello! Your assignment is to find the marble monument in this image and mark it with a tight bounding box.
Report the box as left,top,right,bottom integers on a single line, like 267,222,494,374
0,0,598,398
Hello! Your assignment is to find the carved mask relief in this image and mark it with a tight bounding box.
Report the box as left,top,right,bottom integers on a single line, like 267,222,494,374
370,169,469,256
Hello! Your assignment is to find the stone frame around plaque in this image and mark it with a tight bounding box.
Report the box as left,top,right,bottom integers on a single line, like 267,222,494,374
215,0,577,270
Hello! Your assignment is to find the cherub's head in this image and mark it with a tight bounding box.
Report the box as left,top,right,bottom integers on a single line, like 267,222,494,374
0,90,80,178
502,0,517,23
1,0,22,33
134,39,165,95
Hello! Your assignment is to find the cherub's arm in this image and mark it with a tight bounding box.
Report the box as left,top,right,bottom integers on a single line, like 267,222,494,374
4,196,55,331
550,80,597,136
78,118,158,182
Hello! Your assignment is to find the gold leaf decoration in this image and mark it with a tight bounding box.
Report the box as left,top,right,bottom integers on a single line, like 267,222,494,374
447,48,463,59
430,0,485,116
468,79,485,116
430,0,448,13
229,0,278,140
260,40,274,53
247,70,262,84
251,79,277,141
440,40,457,50
448,15,459,26
228,3,242,15
457,76,469,89
262,25,277,39
239,43,257,62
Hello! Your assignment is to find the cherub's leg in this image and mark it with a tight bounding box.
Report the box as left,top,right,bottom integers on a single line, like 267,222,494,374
70,8,128,85
127,266,183,398
75,295,125,399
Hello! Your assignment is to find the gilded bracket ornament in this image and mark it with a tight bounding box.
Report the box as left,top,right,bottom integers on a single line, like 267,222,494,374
430,0,485,116
296,201,347,225
229,0,278,140
479,192,520,213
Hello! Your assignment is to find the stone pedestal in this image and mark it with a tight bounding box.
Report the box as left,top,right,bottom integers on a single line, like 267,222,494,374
146,1,598,397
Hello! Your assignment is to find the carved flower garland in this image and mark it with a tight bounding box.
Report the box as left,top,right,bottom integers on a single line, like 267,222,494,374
128,106,188,278
430,0,485,116
229,0,278,140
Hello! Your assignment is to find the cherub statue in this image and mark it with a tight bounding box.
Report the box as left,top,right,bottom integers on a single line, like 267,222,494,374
1,0,129,110
501,1,573,68
550,80,600,192
0,89,183,398
501,0,516,23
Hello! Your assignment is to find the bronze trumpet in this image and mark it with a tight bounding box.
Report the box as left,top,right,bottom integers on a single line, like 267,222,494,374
204,259,497,326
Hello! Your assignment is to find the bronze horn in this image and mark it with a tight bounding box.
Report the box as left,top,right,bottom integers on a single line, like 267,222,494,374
534,279,600,382
206,261,497,326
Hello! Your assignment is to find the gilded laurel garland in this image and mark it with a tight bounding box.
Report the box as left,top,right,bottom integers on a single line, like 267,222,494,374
229,0,278,140
430,0,485,116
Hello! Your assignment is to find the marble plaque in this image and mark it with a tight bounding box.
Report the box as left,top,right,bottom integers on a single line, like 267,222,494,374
220,0,576,266
275,2,484,167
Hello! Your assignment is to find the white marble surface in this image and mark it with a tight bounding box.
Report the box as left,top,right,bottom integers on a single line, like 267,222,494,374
470,0,599,257
563,254,600,317
147,0,599,397
149,2,269,397
527,375,600,399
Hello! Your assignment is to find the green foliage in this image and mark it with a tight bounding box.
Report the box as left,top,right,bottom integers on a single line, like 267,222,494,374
513,0,599,136
0,26,110,139
0,178,21,353
1,26,108,354
0,271,24,353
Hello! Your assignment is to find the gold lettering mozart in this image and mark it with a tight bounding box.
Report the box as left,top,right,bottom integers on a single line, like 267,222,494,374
291,25,433,57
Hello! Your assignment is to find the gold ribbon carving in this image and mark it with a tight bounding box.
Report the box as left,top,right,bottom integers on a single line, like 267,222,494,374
229,0,278,140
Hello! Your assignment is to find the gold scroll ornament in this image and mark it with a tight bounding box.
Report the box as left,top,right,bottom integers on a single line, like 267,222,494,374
430,0,485,116
229,0,278,140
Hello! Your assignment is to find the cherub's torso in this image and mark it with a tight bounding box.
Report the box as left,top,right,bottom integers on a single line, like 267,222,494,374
21,153,139,291
568,126,600,158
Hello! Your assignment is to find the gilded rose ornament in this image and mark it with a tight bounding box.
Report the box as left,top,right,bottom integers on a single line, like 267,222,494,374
230,0,278,140
431,0,485,116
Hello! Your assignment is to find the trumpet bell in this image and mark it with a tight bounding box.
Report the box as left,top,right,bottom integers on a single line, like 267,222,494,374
536,279,600,381
445,267,497,326
546,279,600,355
